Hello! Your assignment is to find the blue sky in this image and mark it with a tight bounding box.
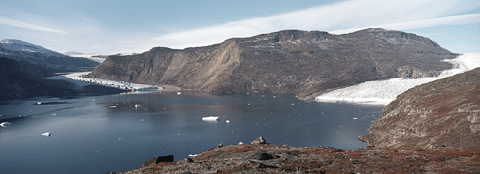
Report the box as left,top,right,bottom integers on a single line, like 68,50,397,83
0,0,479,54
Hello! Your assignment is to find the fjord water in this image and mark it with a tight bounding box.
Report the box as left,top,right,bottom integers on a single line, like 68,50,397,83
0,91,383,173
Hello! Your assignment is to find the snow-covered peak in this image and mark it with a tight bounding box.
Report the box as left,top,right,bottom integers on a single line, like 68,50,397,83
0,38,65,57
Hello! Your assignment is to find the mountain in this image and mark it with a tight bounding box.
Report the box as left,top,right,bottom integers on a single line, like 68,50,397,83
0,57,127,101
0,57,77,100
359,67,480,148
0,39,99,72
87,28,457,99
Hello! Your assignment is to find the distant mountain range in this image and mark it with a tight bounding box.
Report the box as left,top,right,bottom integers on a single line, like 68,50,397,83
87,28,457,99
0,39,99,73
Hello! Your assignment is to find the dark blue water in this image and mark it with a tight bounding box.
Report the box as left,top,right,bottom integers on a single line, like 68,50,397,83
0,91,383,174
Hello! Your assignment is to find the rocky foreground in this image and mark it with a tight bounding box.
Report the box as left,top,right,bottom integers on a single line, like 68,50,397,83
113,137,480,174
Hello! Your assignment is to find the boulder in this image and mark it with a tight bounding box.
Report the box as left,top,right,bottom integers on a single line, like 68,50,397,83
251,137,266,145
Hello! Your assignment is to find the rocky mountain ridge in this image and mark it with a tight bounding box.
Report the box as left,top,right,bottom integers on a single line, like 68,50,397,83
87,28,457,99
359,67,480,149
0,39,99,72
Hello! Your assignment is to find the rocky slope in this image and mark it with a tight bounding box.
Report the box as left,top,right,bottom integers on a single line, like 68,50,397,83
87,28,456,99
0,39,99,72
113,138,480,174
359,67,480,148
0,57,125,101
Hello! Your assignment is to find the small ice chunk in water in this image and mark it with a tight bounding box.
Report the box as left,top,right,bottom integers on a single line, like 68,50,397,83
177,92,182,95
188,154,197,157
41,132,51,137
110,105,117,108
52,113,56,116
239,142,244,145
135,104,141,108
226,120,230,123
0,122,12,127
202,116,219,121
37,102,42,105
353,117,358,120
291,103,295,106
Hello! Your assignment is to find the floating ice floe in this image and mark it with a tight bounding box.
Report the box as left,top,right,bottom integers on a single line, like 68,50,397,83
353,117,358,120
0,122,12,127
188,154,197,157
110,105,117,108
36,102,42,105
226,120,230,123
202,116,219,121
239,142,244,145
41,132,51,137
177,92,182,95
135,104,142,108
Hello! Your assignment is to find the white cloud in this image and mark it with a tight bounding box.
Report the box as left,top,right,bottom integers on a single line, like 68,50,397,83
0,16,67,34
330,14,480,34
153,0,480,49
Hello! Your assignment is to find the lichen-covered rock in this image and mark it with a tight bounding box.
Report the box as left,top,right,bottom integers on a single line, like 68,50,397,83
360,67,480,148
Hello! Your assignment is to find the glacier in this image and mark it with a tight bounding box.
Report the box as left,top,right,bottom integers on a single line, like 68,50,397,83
47,72,162,92
315,53,480,105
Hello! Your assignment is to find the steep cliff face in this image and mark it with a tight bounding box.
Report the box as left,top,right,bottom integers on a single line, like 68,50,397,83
87,28,456,99
359,67,480,148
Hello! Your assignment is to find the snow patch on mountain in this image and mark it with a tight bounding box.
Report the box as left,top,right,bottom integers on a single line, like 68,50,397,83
315,53,480,105
0,39,64,57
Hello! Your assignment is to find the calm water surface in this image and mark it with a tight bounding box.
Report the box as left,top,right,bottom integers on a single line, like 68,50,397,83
0,91,383,173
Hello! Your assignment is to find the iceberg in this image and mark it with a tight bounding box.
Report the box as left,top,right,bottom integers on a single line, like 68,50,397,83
315,53,480,105
41,132,51,137
202,116,219,121
0,122,12,127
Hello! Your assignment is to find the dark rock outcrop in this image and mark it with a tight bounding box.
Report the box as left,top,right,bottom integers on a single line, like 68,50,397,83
359,67,480,148
142,155,174,167
87,28,456,99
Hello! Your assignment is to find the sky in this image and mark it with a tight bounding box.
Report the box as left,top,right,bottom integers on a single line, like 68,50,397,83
0,0,479,54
